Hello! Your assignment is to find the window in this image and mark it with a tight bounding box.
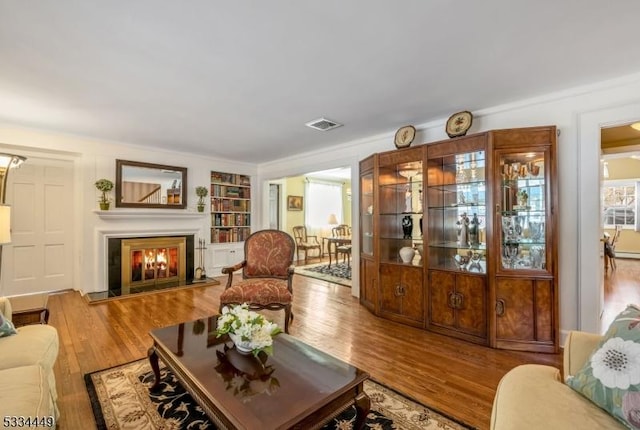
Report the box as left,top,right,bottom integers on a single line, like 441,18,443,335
602,180,637,228
304,181,343,228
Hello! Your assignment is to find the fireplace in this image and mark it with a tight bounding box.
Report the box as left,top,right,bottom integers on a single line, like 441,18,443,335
107,235,195,297
122,236,186,288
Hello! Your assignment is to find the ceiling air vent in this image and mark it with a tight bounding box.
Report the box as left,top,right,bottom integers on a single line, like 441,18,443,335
305,117,343,131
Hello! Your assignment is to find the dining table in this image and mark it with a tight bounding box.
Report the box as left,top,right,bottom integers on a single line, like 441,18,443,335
324,236,351,267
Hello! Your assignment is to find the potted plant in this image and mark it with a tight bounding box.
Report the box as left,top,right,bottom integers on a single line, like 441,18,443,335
95,178,114,210
195,186,208,212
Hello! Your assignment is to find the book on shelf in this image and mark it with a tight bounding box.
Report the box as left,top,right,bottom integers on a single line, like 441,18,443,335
211,172,251,186
212,213,251,227
211,227,251,243
211,185,251,199
211,199,251,213
211,170,252,243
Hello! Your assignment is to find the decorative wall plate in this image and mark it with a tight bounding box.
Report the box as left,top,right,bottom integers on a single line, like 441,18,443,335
446,111,473,138
394,125,416,149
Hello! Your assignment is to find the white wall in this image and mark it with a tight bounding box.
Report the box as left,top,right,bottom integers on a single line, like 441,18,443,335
257,72,640,338
4,71,640,334
0,124,258,294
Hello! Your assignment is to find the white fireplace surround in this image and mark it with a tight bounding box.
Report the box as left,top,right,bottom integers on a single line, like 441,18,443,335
95,227,201,293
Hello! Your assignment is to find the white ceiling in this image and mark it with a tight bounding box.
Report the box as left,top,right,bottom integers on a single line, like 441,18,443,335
2,1,640,164
306,167,351,181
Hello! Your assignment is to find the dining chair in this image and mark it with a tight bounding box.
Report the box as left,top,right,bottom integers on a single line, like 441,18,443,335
332,225,352,267
292,226,322,263
609,225,622,270
219,229,296,333
331,224,350,237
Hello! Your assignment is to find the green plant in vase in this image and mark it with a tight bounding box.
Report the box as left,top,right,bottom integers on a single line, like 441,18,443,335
195,186,208,212
95,178,114,210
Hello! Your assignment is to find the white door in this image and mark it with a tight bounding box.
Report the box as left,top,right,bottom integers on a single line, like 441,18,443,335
2,157,74,296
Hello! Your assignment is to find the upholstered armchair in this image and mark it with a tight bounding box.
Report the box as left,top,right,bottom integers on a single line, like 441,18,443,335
219,229,296,333
292,226,321,263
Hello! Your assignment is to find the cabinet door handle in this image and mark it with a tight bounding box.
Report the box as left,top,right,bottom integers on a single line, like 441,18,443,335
495,299,506,316
395,285,402,297
448,292,457,309
455,293,463,309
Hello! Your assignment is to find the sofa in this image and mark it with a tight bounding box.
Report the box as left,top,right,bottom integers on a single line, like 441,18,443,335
0,297,59,427
490,330,626,429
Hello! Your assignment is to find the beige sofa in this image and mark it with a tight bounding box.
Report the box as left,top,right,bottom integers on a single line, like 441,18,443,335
0,297,59,428
490,330,625,429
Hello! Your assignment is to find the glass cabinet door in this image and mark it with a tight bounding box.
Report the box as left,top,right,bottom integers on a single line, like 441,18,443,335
360,172,374,256
427,150,487,272
496,150,548,273
378,160,423,265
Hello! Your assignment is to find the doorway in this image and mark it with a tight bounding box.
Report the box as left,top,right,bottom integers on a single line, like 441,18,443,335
268,183,281,229
599,124,640,329
268,166,352,262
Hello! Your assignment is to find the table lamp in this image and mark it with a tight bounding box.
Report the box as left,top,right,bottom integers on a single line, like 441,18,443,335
0,205,11,245
327,213,339,226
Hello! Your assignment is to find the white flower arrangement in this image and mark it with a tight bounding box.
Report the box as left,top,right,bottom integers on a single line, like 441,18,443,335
216,304,282,356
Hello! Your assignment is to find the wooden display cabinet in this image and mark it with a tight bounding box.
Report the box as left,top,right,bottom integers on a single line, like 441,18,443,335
359,146,425,325
491,127,558,353
359,155,377,313
425,135,489,344
359,126,558,353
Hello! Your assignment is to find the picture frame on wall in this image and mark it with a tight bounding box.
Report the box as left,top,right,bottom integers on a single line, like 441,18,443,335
287,195,303,211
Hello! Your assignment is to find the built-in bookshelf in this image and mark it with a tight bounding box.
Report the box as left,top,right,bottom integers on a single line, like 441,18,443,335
210,171,251,243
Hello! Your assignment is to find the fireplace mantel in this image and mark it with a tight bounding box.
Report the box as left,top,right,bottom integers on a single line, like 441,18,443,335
93,209,206,220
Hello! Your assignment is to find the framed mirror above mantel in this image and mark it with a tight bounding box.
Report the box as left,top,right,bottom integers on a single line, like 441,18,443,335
116,160,188,209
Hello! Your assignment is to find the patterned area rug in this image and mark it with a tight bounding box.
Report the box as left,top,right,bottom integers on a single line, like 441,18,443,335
85,359,472,430
295,262,352,287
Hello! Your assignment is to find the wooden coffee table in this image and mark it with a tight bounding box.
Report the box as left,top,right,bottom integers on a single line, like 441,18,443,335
148,317,370,429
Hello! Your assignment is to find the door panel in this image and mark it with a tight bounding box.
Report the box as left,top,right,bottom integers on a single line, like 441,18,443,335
456,274,487,338
4,158,74,295
429,270,456,327
360,257,377,311
495,278,535,341
535,279,554,342
379,264,402,316
400,266,423,323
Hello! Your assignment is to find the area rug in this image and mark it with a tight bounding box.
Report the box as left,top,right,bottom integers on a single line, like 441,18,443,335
295,262,352,287
85,359,472,430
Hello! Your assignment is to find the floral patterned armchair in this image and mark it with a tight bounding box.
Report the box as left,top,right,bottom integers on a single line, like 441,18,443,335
219,230,296,333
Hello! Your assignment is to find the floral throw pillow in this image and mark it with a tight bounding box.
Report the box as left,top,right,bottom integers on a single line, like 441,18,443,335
0,312,17,337
566,304,640,428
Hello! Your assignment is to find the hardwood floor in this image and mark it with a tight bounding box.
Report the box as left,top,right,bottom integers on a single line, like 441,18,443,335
49,272,562,430
602,257,640,329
